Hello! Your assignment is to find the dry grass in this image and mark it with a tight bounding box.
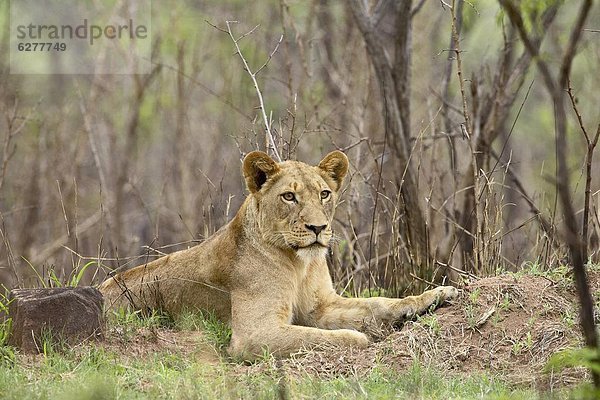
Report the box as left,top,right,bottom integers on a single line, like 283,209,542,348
261,270,597,390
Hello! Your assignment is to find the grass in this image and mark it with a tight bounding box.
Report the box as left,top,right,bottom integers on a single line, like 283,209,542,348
0,345,569,400
1,264,598,399
0,308,590,400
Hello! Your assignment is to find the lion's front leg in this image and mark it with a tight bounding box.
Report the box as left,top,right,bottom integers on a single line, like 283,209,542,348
313,286,458,333
228,324,370,361
227,290,370,361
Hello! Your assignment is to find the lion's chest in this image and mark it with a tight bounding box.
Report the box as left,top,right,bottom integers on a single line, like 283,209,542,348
289,260,326,327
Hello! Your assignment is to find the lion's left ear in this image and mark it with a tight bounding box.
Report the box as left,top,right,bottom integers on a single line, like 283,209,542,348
318,150,349,191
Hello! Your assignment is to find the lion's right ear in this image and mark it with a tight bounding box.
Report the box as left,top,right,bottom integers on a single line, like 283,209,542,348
243,151,281,193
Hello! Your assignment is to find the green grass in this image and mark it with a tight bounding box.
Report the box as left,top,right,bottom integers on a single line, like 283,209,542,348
0,347,574,400
175,310,232,351
2,263,599,399
515,262,600,286
0,308,590,400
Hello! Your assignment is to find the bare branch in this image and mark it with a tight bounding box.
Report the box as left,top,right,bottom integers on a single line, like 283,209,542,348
450,0,472,138
204,20,228,34
567,80,591,145
498,0,556,93
567,80,600,264
210,21,283,162
411,0,427,17
237,24,261,42
559,0,593,87
255,34,284,75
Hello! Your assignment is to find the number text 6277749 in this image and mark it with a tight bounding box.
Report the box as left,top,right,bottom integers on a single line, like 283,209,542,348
17,42,67,51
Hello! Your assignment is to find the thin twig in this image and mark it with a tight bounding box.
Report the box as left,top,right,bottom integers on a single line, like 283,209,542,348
567,80,593,145
237,24,261,41
409,272,436,288
209,20,283,162
567,81,600,262
451,0,481,272
435,260,478,280
339,137,370,152
56,180,70,238
255,34,284,75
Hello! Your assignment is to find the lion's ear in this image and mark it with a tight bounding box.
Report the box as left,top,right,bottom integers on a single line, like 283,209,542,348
243,151,281,193
318,150,349,191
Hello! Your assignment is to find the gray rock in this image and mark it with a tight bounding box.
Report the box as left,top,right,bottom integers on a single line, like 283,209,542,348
8,287,104,353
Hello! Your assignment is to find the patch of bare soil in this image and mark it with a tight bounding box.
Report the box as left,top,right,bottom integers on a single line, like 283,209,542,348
14,324,221,371
278,273,596,387
95,326,221,365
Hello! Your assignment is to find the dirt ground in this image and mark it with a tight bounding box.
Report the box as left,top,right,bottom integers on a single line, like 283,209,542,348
99,271,596,388
278,272,594,388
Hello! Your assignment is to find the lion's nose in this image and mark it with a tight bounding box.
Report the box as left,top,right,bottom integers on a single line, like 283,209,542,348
306,224,327,236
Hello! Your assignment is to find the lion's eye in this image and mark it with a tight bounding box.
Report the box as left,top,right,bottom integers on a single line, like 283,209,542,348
320,190,331,200
281,192,296,202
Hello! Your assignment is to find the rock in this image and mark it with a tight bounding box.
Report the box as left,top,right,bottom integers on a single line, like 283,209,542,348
8,287,104,353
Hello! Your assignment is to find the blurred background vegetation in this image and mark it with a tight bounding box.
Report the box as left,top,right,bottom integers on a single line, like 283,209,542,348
0,0,598,296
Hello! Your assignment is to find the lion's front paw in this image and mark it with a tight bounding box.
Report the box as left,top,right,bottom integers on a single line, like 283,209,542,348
419,286,458,314
437,285,459,301
345,330,371,348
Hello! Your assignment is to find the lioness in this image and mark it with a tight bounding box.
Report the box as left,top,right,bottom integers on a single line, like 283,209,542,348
99,150,457,360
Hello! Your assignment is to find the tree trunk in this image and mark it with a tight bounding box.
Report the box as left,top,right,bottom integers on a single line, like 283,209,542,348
349,0,430,269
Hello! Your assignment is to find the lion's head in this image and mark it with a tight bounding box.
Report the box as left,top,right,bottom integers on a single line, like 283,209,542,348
243,150,349,260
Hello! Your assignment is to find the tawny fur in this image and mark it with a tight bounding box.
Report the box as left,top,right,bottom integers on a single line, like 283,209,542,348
99,151,457,360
